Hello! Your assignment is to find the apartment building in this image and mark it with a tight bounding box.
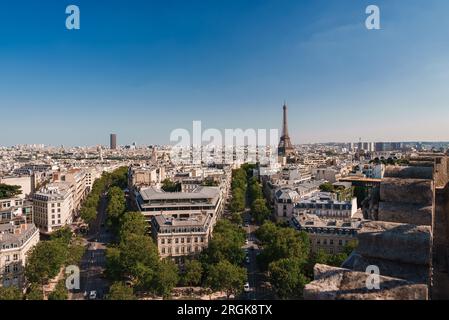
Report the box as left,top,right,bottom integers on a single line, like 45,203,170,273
0,197,33,225
55,169,88,215
294,192,358,220
291,213,361,254
0,174,35,199
32,183,73,233
151,212,214,263
0,219,40,288
84,168,101,191
128,165,166,188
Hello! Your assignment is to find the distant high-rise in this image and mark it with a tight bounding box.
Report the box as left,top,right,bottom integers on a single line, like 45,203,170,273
278,102,295,157
110,134,117,150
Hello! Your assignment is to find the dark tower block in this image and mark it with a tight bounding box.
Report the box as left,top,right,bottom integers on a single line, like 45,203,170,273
110,133,117,150
278,103,295,157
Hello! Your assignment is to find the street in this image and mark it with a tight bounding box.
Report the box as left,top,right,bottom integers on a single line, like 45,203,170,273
71,193,112,300
241,211,273,300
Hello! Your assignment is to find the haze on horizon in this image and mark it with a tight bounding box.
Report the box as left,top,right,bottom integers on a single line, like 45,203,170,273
2,0,449,147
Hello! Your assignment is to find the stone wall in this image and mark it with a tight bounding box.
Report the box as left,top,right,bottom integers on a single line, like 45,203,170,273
304,264,428,300
304,155,447,300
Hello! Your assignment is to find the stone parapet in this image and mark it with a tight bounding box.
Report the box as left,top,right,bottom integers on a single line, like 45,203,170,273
303,264,428,300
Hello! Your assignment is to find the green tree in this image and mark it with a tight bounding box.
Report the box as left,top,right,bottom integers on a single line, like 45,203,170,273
26,284,44,300
25,240,67,285
182,259,203,287
230,189,245,213
230,212,243,226
105,246,122,281
257,225,310,270
319,182,334,193
0,184,22,199
343,240,358,255
119,211,148,241
107,187,126,228
161,179,181,192
67,241,86,265
118,234,160,287
255,221,278,244
0,286,23,300
48,280,68,300
50,226,73,245
80,206,97,224
202,220,245,265
151,259,179,299
268,258,309,299
107,282,136,300
251,198,270,224
206,260,247,299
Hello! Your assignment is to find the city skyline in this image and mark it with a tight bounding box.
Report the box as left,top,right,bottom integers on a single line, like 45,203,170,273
2,0,449,146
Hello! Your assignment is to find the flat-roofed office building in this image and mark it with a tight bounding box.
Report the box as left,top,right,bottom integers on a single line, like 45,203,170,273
135,186,223,263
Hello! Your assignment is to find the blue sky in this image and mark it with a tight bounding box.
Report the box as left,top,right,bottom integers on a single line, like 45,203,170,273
1,0,449,146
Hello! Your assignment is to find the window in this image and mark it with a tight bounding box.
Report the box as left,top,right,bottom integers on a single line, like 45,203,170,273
13,254,18,261
175,238,179,244
4,265,10,273
161,239,165,245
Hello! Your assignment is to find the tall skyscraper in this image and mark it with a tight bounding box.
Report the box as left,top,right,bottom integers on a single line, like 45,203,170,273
278,102,295,157
110,134,117,150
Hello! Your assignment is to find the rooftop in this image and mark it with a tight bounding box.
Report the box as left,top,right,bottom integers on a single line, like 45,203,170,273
140,186,220,202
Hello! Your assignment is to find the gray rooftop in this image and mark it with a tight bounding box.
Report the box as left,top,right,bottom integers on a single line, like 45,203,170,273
140,186,220,201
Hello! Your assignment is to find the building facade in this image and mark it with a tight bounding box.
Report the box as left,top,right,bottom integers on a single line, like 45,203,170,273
294,192,358,219
292,214,361,254
0,220,40,288
135,186,223,263
0,197,33,225
151,213,213,263
32,183,73,233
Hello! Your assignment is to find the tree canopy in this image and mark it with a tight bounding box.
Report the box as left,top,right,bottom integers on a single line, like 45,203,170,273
206,260,246,299
0,184,22,199
107,282,136,300
0,286,23,300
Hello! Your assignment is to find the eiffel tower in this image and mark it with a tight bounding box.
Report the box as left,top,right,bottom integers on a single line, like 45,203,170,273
278,102,295,157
